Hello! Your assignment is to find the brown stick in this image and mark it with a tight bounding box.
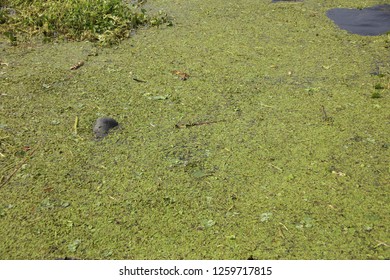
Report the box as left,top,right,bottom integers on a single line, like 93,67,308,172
321,105,333,123
70,61,84,70
0,144,39,188
321,105,328,120
175,120,224,129
133,77,147,83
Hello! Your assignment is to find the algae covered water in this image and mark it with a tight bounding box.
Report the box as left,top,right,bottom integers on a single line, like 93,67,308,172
0,0,389,259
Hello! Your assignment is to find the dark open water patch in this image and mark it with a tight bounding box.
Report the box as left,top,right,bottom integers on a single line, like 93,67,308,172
327,5,390,36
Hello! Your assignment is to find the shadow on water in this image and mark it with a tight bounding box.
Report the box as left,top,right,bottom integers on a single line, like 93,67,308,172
327,4,390,36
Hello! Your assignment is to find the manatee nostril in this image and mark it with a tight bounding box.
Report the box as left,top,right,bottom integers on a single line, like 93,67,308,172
93,117,119,139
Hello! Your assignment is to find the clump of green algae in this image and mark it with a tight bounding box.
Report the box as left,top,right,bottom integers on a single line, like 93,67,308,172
0,0,389,259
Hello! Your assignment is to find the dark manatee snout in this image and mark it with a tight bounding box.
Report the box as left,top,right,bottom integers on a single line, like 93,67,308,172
93,117,119,138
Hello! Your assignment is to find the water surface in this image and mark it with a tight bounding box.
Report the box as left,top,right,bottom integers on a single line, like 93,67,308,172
327,5,390,36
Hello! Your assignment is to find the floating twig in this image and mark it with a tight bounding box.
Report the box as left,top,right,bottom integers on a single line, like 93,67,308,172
0,144,39,188
279,222,290,233
73,116,79,134
321,105,334,124
374,240,389,248
332,170,346,177
260,102,274,108
175,120,223,129
70,61,84,70
269,163,283,172
133,77,147,83
321,105,328,119
172,70,189,80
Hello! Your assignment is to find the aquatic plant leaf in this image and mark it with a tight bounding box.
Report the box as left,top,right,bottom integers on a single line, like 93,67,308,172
68,239,81,252
203,219,215,228
260,212,273,222
61,202,70,208
296,217,315,228
192,169,208,178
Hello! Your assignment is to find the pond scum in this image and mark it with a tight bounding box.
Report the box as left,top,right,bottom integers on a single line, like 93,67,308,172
0,0,389,260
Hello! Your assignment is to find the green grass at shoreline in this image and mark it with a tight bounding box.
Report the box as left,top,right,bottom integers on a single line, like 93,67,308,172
0,0,171,45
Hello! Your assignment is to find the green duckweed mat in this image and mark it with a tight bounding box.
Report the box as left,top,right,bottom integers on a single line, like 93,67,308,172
0,0,389,259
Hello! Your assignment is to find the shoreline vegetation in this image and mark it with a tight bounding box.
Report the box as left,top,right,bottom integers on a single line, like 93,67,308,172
0,0,172,45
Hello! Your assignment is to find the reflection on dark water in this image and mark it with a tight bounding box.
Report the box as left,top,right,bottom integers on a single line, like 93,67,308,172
327,5,390,36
